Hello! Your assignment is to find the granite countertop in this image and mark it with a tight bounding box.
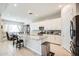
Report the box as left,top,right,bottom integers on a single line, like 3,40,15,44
18,34,61,45
28,34,62,46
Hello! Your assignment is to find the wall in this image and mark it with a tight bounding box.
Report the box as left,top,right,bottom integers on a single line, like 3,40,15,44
0,16,6,41
30,18,61,31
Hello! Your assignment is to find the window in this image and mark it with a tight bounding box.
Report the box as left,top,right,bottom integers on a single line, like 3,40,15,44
4,24,22,32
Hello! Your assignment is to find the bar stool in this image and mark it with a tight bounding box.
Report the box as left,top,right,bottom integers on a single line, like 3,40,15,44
16,39,24,49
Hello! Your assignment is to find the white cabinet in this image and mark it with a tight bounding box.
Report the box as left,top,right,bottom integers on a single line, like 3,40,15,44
30,18,61,30
61,4,76,52
24,35,43,55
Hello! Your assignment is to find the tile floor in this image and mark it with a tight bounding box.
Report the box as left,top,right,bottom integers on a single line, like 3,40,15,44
50,44,71,56
0,40,71,56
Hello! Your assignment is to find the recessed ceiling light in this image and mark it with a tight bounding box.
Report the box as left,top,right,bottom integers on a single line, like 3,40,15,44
14,4,17,7
58,5,62,8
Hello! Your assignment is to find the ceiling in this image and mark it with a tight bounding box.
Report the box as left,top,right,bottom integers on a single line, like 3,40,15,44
0,3,67,24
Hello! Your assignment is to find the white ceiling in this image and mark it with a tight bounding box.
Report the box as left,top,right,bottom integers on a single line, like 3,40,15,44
0,3,67,24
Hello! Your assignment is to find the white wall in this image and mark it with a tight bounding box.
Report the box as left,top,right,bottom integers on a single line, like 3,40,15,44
30,18,61,31
0,16,6,41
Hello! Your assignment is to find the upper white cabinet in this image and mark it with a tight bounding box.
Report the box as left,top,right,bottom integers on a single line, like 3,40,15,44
61,4,76,52
30,18,61,31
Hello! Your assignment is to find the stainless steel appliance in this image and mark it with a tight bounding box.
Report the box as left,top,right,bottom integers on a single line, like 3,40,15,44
26,25,30,35
41,42,50,56
23,24,30,35
70,15,79,56
38,27,44,35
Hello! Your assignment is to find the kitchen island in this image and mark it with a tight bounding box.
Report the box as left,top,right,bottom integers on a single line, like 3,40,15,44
20,34,61,55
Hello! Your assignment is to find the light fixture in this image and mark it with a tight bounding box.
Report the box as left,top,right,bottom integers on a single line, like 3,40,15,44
29,12,33,15
27,10,33,15
14,4,17,7
58,5,62,8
